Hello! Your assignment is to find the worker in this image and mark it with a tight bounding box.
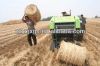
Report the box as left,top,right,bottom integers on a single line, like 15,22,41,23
22,15,37,46
80,14,86,30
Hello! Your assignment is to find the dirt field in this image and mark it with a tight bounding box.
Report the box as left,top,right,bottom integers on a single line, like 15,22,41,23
0,19,100,66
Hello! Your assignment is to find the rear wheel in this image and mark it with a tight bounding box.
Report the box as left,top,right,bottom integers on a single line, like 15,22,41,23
50,40,56,52
76,33,84,41
50,33,61,52
83,60,89,66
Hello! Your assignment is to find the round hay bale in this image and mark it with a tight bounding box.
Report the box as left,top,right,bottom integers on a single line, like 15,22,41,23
25,4,41,23
56,41,88,66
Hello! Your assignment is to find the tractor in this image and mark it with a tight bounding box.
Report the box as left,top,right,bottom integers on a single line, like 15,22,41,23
49,12,85,51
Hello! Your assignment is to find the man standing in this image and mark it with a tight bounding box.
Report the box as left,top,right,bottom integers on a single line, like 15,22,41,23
22,16,37,46
80,14,86,30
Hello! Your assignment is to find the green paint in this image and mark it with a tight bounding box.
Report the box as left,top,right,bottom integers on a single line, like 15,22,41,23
49,16,81,29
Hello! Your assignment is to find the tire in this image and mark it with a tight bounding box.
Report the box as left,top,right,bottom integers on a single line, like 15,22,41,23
50,33,61,52
83,60,89,66
50,41,55,52
74,33,84,41
78,33,84,41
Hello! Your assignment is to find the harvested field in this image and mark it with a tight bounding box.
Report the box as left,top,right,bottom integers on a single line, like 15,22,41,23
0,19,100,66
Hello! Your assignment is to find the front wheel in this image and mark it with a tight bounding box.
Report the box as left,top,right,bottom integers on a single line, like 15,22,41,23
50,40,55,52
83,60,89,66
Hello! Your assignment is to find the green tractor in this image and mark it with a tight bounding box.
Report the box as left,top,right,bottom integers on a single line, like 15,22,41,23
49,15,85,51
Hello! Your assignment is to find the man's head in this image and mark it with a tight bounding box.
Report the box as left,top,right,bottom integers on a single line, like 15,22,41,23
25,16,30,20
81,14,84,17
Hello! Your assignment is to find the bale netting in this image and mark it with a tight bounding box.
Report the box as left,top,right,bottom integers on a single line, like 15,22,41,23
25,4,41,23
56,41,88,66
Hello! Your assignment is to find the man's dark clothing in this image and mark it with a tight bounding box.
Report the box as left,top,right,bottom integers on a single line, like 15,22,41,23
27,33,37,46
22,17,37,46
80,17,86,24
80,17,86,30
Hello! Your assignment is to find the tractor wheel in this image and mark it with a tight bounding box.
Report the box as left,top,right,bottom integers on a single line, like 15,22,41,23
83,60,89,66
50,40,55,52
50,33,61,52
74,33,84,41
50,34,57,52
50,39,60,52
78,33,84,41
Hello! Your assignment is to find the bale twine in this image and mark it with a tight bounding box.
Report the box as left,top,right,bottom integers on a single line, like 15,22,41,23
56,41,88,66
25,4,41,23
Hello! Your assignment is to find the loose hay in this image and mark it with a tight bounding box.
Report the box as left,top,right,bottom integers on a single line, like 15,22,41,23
25,4,41,22
56,41,88,66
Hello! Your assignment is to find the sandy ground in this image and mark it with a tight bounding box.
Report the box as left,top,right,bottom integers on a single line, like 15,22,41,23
0,19,100,66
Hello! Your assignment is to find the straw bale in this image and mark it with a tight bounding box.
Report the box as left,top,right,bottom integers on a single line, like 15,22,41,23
56,41,88,66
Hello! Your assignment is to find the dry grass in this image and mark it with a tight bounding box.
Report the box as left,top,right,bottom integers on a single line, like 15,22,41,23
25,4,41,22
2,20,23,25
0,19,100,66
56,41,88,66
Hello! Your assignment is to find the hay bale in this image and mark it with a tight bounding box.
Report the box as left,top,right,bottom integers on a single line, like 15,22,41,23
25,4,41,23
56,41,88,66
